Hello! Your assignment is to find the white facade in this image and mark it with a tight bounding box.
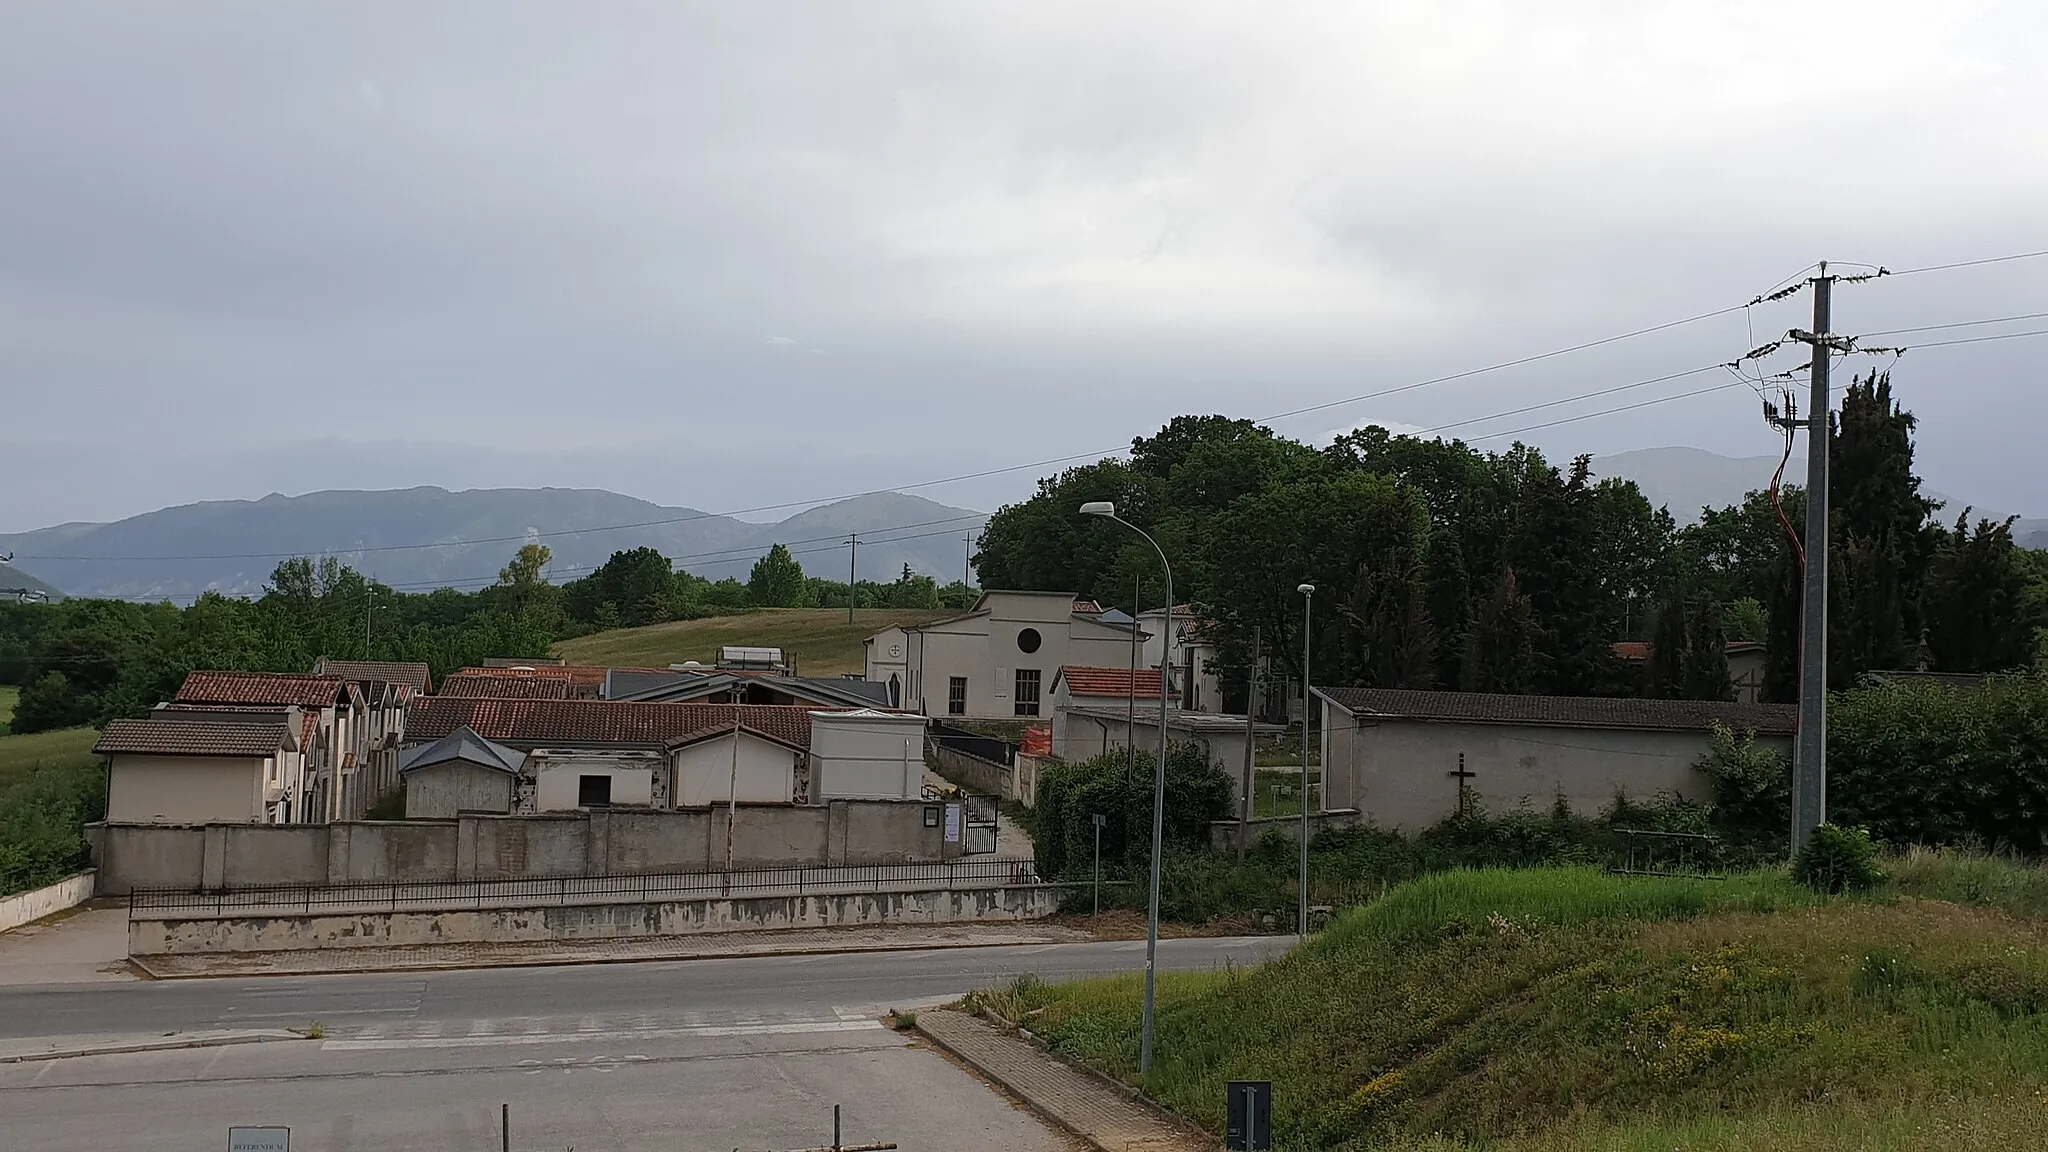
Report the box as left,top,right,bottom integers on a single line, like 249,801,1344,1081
671,731,802,807
529,749,660,811
1136,606,1224,713
810,709,928,800
864,591,1148,721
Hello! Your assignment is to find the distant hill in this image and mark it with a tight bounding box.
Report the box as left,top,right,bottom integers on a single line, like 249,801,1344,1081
0,561,64,602
1592,446,2031,534
0,488,987,601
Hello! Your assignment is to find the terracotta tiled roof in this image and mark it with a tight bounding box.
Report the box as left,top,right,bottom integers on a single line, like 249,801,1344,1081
1056,666,1170,699
94,718,291,758
439,672,573,699
1317,687,1797,736
665,724,811,753
1613,641,1769,663
175,672,348,709
314,659,433,694
407,697,832,750
454,664,608,687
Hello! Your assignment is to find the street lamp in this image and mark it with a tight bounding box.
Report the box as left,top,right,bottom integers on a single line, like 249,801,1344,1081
1079,499,1172,1078
1297,582,1315,941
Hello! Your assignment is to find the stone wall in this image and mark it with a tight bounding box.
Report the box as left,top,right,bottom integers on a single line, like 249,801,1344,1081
90,799,963,894
129,884,1061,954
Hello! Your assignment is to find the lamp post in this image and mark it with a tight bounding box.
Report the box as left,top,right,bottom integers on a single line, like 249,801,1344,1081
1079,500,1172,1078
1297,583,1315,941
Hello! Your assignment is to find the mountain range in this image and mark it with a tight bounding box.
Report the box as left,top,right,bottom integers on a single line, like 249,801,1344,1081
0,489,986,602
1,448,2039,603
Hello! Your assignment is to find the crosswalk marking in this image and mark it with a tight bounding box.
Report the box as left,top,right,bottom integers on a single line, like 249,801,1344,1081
321,1018,883,1051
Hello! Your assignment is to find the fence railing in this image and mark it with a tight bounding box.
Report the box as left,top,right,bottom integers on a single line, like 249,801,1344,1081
129,858,1045,919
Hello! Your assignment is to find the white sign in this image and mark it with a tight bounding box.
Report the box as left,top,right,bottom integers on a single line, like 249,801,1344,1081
228,1128,290,1152
944,803,962,843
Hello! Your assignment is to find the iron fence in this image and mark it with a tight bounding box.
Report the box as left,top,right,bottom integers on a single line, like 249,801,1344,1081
129,858,1045,919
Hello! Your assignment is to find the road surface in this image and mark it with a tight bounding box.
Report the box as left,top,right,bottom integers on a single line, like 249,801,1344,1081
0,937,1287,1151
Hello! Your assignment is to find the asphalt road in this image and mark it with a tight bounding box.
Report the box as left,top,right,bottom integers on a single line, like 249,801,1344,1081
0,938,1289,1152
0,936,1287,1040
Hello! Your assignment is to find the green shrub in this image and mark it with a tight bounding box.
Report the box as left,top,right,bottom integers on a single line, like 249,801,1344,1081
1794,823,1885,893
0,755,105,895
1032,742,1234,877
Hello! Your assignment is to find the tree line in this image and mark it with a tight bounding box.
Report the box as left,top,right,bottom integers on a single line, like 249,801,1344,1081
0,544,976,735
974,373,2048,707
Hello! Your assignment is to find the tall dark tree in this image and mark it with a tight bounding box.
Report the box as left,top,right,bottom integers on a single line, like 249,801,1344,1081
1682,596,1734,701
1460,568,1538,694
1826,371,1937,684
1645,587,1688,700
1923,514,2040,672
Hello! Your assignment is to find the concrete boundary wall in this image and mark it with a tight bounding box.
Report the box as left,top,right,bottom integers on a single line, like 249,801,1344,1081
90,800,960,895
926,741,1013,798
130,885,1059,954
0,872,97,934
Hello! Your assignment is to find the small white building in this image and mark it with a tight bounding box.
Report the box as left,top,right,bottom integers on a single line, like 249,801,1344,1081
864,590,1148,720
95,717,306,824
809,709,930,801
1048,665,1172,759
1313,687,1798,830
399,725,523,817
670,725,810,807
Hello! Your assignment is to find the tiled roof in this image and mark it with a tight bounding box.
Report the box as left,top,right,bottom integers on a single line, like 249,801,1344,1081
1056,666,1169,699
666,724,811,753
1614,641,1769,663
175,672,348,709
406,697,831,750
314,659,433,693
1316,687,1797,736
439,672,573,699
94,718,291,758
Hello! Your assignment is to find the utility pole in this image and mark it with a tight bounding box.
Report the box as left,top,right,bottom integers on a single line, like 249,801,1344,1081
1238,626,1259,860
963,531,972,589
1788,262,1842,855
846,535,859,624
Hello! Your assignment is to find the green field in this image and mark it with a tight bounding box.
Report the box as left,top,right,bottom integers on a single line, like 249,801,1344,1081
0,726,103,895
0,726,99,802
976,855,2048,1151
552,608,954,677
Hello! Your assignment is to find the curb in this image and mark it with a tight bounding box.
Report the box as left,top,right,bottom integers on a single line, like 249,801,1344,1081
914,1011,1198,1152
129,929,1094,981
0,1030,305,1064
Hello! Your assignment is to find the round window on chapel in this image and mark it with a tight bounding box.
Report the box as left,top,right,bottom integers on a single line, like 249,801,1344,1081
1017,627,1042,654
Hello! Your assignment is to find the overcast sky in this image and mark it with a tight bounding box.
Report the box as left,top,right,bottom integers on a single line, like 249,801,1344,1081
3,1,2044,533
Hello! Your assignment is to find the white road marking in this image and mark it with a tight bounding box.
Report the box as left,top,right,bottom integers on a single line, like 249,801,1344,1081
322,1019,883,1051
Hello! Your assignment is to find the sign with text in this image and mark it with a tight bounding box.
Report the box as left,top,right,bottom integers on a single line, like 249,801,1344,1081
1224,1080,1271,1151
944,803,963,843
228,1128,290,1152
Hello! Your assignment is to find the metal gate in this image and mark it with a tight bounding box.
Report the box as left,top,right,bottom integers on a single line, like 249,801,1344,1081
961,793,999,855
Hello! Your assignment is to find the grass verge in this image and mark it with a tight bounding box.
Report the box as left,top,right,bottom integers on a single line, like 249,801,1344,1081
978,857,2048,1151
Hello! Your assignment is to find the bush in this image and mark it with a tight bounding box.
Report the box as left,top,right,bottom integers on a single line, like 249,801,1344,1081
0,758,106,895
1033,743,1235,878
1794,823,1885,894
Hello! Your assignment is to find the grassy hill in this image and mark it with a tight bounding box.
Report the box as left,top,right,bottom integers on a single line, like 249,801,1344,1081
0,726,103,895
976,858,2048,1151
552,608,955,677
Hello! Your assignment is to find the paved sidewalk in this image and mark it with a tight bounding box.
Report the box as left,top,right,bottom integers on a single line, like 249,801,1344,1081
916,1009,1204,1152
0,1028,303,1063
0,906,136,986
134,922,1094,979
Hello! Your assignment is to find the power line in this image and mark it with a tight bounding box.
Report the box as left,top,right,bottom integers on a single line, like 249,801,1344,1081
1853,311,2048,339
1888,248,2048,277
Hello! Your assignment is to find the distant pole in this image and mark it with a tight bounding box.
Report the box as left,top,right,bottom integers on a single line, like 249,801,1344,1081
847,535,860,624
1238,626,1259,860
1297,584,1315,940
500,1103,509,1152
1792,264,1835,855
963,531,972,588
1127,577,1139,784
1092,813,1104,916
